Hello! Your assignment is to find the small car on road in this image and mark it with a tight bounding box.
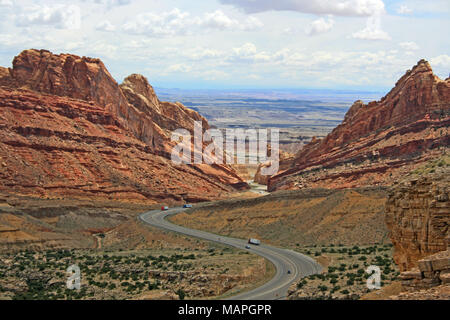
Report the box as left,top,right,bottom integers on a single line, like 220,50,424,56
161,206,169,211
245,245,251,249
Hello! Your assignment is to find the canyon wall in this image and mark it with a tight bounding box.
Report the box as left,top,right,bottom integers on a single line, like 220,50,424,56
0,49,246,203
385,164,449,298
385,166,449,271
268,60,450,191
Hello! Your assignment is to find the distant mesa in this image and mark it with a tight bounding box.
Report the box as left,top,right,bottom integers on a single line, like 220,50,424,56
0,49,247,203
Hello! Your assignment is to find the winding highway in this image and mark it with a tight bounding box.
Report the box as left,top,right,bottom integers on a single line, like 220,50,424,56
139,207,322,300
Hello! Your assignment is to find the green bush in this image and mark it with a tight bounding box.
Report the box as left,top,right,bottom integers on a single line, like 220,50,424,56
176,289,186,300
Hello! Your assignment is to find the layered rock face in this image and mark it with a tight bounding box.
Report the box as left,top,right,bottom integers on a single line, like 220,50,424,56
0,49,246,202
268,60,450,191
398,250,449,293
385,167,449,272
383,160,449,299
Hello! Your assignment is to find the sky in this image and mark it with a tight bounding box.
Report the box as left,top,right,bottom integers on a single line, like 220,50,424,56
0,0,449,91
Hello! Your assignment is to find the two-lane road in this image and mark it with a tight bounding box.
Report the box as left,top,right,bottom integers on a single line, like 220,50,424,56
139,208,322,300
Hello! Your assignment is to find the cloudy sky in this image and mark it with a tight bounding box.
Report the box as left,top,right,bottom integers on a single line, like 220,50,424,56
0,0,449,91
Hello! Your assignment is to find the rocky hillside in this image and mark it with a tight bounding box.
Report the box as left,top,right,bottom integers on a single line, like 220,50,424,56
384,161,449,299
170,187,390,247
0,49,246,203
386,160,449,271
268,60,449,192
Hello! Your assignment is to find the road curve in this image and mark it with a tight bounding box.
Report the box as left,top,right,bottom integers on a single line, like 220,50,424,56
139,208,322,300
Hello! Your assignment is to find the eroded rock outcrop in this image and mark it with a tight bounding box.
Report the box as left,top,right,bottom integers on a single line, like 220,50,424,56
0,49,246,202
382,161,450,300
254,149,293,185
268,60,450,191
385,166,449,272
397,250,449,292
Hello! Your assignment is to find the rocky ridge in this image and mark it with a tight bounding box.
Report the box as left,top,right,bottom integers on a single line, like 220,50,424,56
0,49,246,202
268,60,449,191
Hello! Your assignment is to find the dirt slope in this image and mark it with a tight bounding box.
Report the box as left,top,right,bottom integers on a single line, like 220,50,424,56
170,187,390,246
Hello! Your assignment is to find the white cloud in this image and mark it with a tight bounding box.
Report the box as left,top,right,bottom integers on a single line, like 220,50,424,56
87,42,119,59
15,4,81,30
246,74,261,80
352,14,390,40
122,8,190,37
123,8,262,37
200,44,432,87
228,43,272,63
233,42,257,56
430,55,450,68
0,0,12,6
399,41,419,51
92,0,132,9
222,1,389,41
305,16,334,36
96,20,116,32
198,70,230,80
0,33,28,47
219,0,385,16
195,10,263,31
241,16,264,31
395,1,449,15
430,55,450,79
166,64,192,74
397,5,413,14
196,10,238,30
63,41,84,51
184,48,224,60
1,0,446,90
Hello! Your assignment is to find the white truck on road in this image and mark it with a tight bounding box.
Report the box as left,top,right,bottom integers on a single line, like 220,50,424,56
248,238,261,245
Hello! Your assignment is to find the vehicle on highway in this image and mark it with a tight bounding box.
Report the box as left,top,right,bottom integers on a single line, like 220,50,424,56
183,204,192,208
161,206,169,211
248,238,261,245
139,209,322,299
245,245,251,249
287,270,291,274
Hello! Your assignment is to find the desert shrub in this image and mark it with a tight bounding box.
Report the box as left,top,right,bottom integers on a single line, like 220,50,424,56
176,289,186,300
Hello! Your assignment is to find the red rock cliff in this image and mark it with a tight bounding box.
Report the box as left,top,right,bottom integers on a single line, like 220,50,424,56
268,60,450,191
0,49,247,202
386,166,449,272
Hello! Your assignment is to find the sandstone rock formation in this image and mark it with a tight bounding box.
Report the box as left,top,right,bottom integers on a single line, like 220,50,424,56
385,166,449,271
383,161,449,300
398,250,449,292
254,149,293,185
268,60,450,191
389,284,449,300
0,49,246,202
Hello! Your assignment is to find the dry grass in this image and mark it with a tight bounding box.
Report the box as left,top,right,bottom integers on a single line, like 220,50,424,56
170,187,390,247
